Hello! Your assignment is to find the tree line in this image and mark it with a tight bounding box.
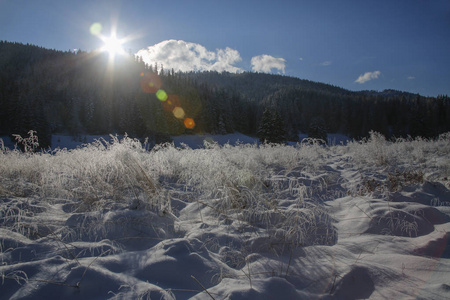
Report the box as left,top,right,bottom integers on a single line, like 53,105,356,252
0,41,449,148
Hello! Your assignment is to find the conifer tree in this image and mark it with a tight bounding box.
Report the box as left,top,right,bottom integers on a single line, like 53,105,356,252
308,117,327,143
257,107,287,144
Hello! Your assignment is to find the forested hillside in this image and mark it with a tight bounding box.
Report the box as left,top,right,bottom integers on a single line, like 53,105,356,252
1,41,449,148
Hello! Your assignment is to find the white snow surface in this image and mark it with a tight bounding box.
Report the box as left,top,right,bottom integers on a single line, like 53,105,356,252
1,132,350,151
1,132,449,299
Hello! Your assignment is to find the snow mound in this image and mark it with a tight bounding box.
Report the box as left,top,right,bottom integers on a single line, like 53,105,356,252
1,133,449,299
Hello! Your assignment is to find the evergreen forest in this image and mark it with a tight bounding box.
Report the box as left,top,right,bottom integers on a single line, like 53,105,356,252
1,41,449,148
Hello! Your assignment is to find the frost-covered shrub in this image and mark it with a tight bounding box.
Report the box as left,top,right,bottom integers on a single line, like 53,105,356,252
12,130,40,153
1,131,448,252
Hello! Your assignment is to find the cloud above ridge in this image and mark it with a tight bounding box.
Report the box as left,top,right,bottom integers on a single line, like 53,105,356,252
135,40,243,73
355,70,381,84
251,55,286,73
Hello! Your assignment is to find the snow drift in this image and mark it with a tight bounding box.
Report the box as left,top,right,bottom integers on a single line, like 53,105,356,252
0,132,449,299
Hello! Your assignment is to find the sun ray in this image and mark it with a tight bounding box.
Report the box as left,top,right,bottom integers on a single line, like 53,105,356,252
100,33,125,57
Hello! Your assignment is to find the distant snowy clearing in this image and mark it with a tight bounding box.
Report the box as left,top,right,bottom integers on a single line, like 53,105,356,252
0,132,351,151
0,132,449,299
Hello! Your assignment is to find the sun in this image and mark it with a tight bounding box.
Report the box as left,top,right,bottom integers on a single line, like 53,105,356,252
90,21,140,60
101,34,125,56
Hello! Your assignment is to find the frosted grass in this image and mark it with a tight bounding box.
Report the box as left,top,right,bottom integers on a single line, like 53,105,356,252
1,132,448,241
1,132,449,298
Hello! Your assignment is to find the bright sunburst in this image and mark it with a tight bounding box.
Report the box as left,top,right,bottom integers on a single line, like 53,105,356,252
90,22,131,60
101,34,125,57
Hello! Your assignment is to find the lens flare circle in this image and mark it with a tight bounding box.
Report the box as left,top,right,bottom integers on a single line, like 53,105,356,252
173,107,185,119
140,73,162,93
156,89,168,101
184,117,195,129
163,95,180,112
90,23,102,36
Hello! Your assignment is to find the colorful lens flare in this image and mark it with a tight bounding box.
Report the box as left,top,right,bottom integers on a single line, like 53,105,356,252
90,23,102,36
156,89,168,101
173,107,185,119
162,95,180,112
137,71,197,132
184,117,195,129
139,73,162,93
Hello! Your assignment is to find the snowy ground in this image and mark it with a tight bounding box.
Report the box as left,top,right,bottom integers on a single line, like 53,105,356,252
0,132,449,299
1,132,350,151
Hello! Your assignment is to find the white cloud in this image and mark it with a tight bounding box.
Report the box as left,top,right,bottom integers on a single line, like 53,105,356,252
299,57,303,61
320,61,332,66
355,70,381,84
210,47,242,72
135,40,243,73
407,76,415,80
251,55,286,74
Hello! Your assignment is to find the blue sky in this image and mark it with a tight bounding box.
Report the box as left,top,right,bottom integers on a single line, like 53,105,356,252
1,0,449,96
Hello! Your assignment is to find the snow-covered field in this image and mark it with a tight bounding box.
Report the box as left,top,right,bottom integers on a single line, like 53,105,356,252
1,132,350,151
0,132,449,299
